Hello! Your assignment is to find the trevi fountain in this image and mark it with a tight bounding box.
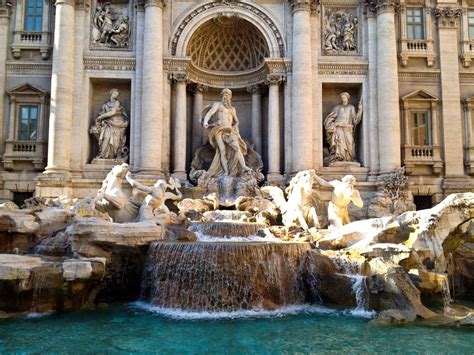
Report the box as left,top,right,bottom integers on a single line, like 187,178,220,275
0,0,474,352
0,88,473,352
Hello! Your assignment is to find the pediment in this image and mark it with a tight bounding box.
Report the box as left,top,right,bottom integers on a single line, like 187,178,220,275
7,83,48,96
402,89,439,102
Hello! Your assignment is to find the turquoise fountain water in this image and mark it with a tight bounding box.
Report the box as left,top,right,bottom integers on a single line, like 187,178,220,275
1,304,473,353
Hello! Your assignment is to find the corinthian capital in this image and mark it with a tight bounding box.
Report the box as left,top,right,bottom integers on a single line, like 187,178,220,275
365,0,398,15
0,1,12,18
288,0,315,13
434,6,462,28
265,74,285,86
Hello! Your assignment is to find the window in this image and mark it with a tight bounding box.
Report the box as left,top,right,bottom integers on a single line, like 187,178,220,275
469,10,474,40
411,111,430,145
24,0,43,32
406,8,424,40
18,105,38,141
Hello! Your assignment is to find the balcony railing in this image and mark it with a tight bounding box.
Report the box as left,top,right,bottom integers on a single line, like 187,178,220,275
3,140,46,170
20,32,43,43
399,39,435,67
402,144,442,174
406,40,427,51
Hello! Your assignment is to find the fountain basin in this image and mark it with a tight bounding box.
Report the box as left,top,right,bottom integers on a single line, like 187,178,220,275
141,241,311,311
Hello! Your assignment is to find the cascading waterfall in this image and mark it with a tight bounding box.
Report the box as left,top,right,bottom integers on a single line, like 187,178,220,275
140,242,311,311
441,274,453,310
332,257,370,312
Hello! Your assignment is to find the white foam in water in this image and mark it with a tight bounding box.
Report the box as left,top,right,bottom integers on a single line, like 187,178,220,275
131,302,340,320
131,301,376,320
194,229,281,243
26,311,54,319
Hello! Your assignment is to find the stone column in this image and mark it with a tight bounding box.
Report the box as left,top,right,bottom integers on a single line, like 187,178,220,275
191,84,208,154
371,0,401,173
140,0,164,175
266,75,284,182
0,3,10,155
290,0,313,173
367,9,379,176
172,73,188,182
435,6,465,177
45,0,76,174
71,2,87,174
247,84,263,155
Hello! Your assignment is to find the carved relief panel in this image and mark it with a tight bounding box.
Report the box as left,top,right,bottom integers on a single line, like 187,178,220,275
90,1,133,51
321,3,361,56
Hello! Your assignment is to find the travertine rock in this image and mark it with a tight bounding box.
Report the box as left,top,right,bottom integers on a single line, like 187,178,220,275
367,258,436,319
0,254,106,314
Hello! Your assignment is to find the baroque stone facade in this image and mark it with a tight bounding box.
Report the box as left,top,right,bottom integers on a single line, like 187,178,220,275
0,0,474,208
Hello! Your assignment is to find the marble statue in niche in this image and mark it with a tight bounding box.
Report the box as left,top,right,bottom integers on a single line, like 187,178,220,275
324,92,363,164
201,88,252,177
90,89,129,161
92,2,130,48
323,8,358,54
189,88,264,207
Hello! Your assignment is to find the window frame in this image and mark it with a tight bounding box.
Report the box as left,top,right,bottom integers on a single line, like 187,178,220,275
406,7,425,40
24,0,43,33
468,9,474,40
18,104,39,141
410,110,431,146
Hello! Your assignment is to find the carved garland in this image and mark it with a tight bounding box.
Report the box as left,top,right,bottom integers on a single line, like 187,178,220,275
170,1,285,57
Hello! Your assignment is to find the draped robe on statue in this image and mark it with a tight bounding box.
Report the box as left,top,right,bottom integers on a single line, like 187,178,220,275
202,105,248,177
324,104,360,162
95,100,129,159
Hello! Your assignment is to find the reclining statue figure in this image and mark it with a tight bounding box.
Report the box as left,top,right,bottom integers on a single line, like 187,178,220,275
125,172,183,223
94,163,183,224
94,163,139,223
314,174,364,228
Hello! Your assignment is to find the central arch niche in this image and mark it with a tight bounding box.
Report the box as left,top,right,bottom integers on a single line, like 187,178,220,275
187,17,270,74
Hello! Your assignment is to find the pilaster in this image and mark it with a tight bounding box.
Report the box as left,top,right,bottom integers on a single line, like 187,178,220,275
0,1,12,157
435,5,465,178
